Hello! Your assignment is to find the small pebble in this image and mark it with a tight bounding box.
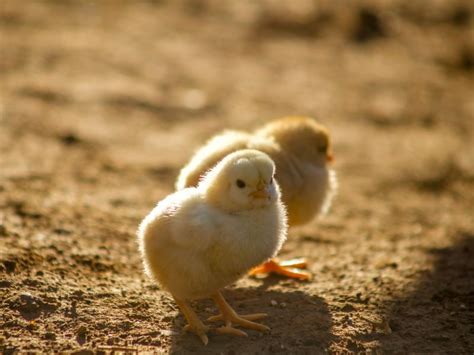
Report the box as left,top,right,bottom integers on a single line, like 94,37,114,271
44,332,56,340
270,300,278,307
77,325,87,336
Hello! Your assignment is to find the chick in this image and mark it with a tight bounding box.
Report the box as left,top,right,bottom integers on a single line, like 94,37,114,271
138,149,287,345
176,117,337,280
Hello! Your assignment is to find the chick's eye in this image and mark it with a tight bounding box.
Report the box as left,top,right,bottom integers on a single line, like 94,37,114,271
318,145,327,153
236,179,246,188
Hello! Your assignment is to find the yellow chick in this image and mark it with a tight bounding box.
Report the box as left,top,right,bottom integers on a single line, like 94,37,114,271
176,117,337,280
138,149,287,345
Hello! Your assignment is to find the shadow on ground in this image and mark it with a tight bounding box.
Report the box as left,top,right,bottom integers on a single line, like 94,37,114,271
358,233,474,353
168,284,335,354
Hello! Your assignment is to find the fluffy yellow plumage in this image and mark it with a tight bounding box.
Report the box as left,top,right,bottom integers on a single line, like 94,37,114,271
176,116,337,279
138,149,287,344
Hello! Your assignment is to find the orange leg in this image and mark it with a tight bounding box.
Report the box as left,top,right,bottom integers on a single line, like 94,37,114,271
174,297,209,345
248,258,311,280
208,291,269,337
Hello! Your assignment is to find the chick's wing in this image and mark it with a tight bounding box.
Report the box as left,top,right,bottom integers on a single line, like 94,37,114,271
169,196,219,251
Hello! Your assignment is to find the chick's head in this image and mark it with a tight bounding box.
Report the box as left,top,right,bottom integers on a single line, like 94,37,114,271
200,149,278,212
257,116,333,165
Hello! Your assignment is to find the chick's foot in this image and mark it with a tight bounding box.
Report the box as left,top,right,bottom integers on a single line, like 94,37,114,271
183,323,209,344
208,313,267,322
209,291,269,337
174,298,209,345
248,258,312,280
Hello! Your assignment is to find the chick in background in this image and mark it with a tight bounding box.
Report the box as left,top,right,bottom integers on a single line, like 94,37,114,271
176,116,337,280
138,150,287,344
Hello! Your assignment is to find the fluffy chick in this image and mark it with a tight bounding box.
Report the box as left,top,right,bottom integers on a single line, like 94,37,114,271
175,116,337,280
138,149,287,345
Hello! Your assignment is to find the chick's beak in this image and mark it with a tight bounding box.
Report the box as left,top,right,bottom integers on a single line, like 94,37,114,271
250,189,270,199
326,152,334,163
249,181,270,199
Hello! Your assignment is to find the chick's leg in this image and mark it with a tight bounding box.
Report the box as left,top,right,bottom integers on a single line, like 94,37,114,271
208,291,269,337
174,297,209,345
248,258,312,280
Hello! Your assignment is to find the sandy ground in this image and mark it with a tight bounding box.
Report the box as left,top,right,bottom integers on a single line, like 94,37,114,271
1,0,474,353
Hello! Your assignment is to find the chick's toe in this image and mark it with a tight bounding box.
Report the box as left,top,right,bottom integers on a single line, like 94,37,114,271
208,313,267,322
249,259,312,280
215,326,248,337
209,291,270,337
279,257,308,268
183,324,209,345
175,298,209,345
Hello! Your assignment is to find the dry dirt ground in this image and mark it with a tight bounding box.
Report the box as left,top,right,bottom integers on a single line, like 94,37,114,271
1,1,474,353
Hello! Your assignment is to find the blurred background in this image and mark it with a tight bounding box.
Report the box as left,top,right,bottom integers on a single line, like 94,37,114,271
1,0,473,353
